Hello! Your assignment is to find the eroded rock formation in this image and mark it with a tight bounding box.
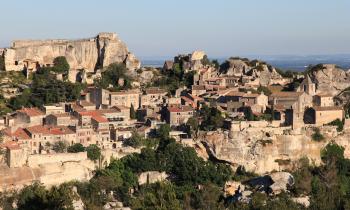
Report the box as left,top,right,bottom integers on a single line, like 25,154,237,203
3,32,140,72
197,125,347,174
310,64,350,96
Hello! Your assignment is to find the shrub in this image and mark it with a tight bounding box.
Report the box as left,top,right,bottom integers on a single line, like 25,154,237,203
326,118,344,132
67,143,85,153
311,128,325,141
53,141,68,153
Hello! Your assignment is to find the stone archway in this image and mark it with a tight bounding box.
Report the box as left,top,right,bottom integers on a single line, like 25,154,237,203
304,107,316,124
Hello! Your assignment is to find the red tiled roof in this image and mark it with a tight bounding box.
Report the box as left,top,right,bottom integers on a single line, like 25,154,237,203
2,127,31,140
25,125,75,136
17,107,44,117
92,115,109,123
0,141,21,150
270,92,304,98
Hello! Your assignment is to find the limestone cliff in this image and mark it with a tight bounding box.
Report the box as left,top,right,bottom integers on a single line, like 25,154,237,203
198,126,346,174
309,64,350,96
3,32,140,72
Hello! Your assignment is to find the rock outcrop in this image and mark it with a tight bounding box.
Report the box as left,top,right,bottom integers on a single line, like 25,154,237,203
198,125,342,174
310,64,350,96
138,171,168,185
0,160,94,192
3,32,140,72
219,58,285,86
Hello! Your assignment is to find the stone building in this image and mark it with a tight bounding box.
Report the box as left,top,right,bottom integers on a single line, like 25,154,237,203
313,94,334,107
166,105,194,126
140,88,167,107
90,88,141,109
25,125,77,154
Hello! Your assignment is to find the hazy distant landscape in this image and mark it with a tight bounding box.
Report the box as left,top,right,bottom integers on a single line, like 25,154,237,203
143,54,350,71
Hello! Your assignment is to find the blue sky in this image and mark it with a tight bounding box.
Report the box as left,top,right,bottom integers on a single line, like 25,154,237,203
1,0,349,58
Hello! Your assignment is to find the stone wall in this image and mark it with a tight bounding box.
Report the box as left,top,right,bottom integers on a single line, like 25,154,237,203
27,152,87,167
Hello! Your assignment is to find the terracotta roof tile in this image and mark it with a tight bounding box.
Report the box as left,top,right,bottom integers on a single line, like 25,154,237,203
17,108,44,117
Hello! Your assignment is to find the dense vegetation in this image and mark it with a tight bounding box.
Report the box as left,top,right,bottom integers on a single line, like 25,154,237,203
5,57,85,110
95,63,132,91
153,63,194,94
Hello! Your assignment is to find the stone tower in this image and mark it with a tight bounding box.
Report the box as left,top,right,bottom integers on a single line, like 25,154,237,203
298,74,316,96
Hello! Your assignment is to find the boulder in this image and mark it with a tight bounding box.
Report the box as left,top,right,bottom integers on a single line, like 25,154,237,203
292,196,310,208
224,181,244,196
190,51,206,61
269,172,294,194
138,171,168,185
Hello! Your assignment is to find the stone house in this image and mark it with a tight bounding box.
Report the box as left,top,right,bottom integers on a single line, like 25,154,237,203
45,113,78,127
89,88,141,109
313,106,344,126
313,94,334,107
42,105,65,115
140,88,167,107
181,94,204,109
25,125,77,154
16,107,45,126
269,92,313,128
191,85,206,96
217,91,268,113
166,105,194,126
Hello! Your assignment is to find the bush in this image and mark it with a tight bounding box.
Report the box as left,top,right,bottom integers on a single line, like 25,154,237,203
327,118,344,132
53,141,67,153
311,128,325,141
67,143,85,153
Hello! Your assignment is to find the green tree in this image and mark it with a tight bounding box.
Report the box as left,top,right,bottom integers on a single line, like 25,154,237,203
200,105,224,131
257,86,272,96
52,56,70,74
67,143,85,153
187,117,199,137
96,63,131,90
86,144,101,161
53,141,67,153
157,124,171,139
0,56,4,71
123,131,143,148
17,182,75,210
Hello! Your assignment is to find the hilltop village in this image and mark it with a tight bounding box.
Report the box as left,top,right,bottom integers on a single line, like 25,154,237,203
1,33,350,209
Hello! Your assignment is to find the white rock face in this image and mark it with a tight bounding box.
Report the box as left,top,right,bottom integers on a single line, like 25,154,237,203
310,64,350,95
138,171,168,185
3,32,140,72
292,196,310,208
198,126,342,174
269,172,294,195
